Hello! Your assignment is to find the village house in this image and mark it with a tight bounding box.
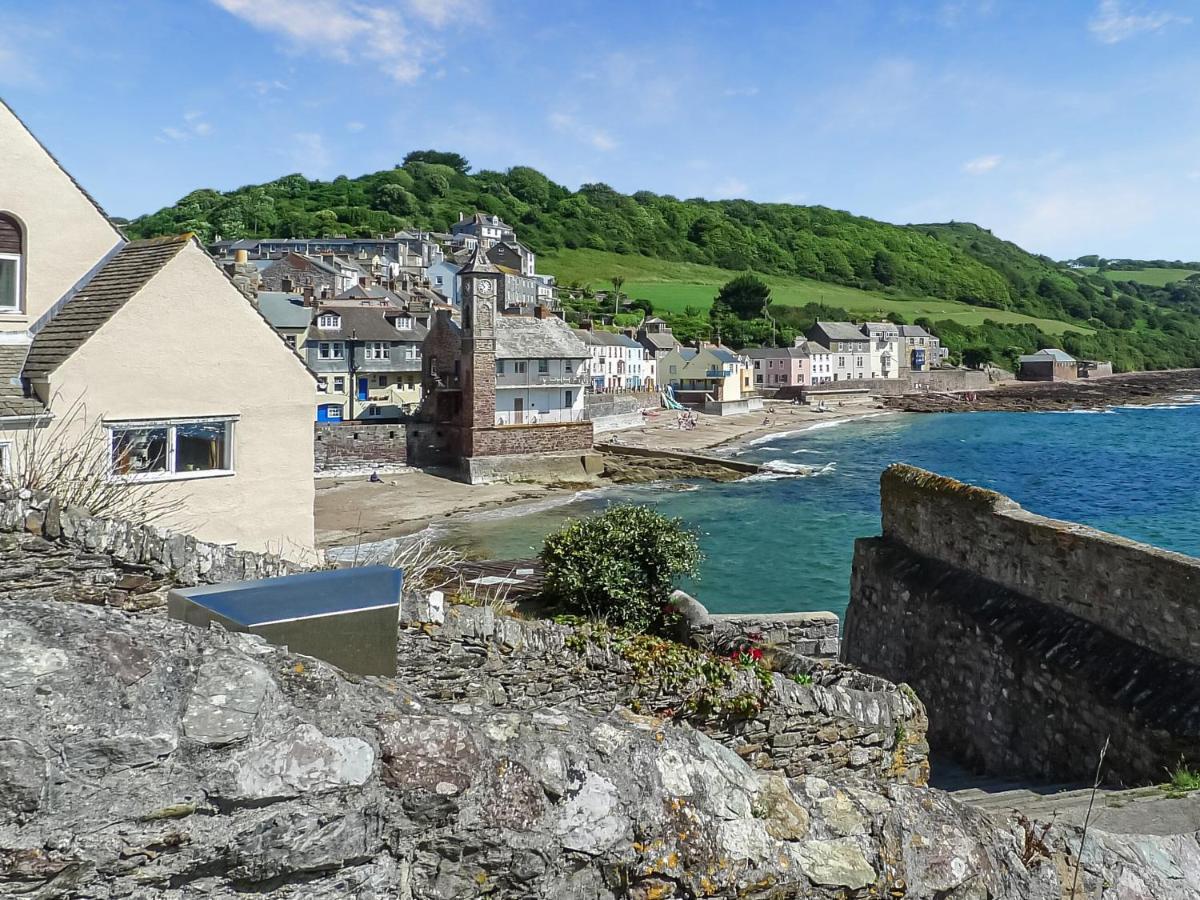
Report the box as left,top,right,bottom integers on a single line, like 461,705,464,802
410,246,595,483
259,252,356,297
306,302,427,422
0,99,315,557
744,341,833,389
807,321,897,380
896,324,947,370
657,344,758,414
574,327,649,391
451,211,516,249
1017,348,1077,382
427,259,461,304
634,316,682,386
256,290,311,350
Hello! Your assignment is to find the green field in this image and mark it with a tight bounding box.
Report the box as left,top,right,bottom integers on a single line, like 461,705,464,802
1104,268,1199,287
541,248,1090,335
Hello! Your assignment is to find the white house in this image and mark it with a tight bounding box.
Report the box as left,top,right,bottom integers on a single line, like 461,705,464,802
493,314,589,425
574,328,648,391
808,321,898,381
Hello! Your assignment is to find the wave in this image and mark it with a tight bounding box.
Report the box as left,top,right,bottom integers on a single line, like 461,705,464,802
743,460,838,482
745,411,897,447
791,448,825,454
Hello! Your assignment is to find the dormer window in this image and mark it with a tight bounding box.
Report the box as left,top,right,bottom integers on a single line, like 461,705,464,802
317,313,340,329
0,214,23,312
395,316,413,331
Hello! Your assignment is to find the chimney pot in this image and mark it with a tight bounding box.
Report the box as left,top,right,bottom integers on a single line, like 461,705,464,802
234,249,248,264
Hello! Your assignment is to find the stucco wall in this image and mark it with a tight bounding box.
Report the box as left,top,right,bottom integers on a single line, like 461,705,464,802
0,101,124,329
31,242,316,558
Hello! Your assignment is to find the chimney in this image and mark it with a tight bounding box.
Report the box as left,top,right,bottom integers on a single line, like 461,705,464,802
234,249,249,265
534,305,549,320
580,319,593,330
458,211,465,223
321,287,331,300
302,285,315,306
282,276,295,293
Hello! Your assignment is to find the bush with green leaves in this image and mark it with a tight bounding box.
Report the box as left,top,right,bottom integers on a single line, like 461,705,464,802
539,504,701,630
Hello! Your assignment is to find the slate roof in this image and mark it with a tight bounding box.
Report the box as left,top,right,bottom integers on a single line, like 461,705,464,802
638,331,680,350
813,321,870,342
1020,348,1075,364
24,236,190,378
335,284,403,305
460,243,499,275
495,315,589,360
311,306,428,342
744,346,811,359
898,325,934,339
0,343,45,417
257,292,312,330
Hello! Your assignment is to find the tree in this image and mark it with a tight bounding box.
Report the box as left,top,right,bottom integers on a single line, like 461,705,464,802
540,504,701,631
611,275,625,316
401,150,470,174
872,250,897,286
714,274,771,320
628,297,653,316
962,345,994,368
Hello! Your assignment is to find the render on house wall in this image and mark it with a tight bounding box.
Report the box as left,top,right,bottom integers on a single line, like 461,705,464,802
25,243,316,557
0,101,124,331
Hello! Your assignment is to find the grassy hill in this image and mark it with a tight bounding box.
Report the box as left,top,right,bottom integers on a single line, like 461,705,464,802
540,249,1089,334
1102,268,1200,287
123,151,1200,370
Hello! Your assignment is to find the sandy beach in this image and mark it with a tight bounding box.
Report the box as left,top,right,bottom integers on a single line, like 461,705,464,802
315,397,889,549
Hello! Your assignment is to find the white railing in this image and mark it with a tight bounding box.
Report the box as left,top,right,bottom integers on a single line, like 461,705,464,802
494,408,585,426
495,372,587,388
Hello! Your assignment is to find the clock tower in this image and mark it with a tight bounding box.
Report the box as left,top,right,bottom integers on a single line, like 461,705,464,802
459,244,501,436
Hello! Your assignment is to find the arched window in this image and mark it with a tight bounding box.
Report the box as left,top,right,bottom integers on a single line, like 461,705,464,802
0,214,22,312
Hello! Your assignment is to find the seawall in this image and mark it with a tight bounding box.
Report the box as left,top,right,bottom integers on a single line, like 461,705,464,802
843,464,1200,784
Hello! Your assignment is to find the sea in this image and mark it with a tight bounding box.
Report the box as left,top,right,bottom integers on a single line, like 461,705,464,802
423,398,1200,619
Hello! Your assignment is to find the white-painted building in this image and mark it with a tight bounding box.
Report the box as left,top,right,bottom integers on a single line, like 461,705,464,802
493,314,589,425
808,321,898,381
574,328,649,391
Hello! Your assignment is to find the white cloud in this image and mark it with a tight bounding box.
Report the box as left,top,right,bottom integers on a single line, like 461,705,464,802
711,177,749,199
157,112,214,143
211,0,477,83
290,132,331,172
722,86,759,98
1088,0,1190,44
963,154,1002,174
548,112,617,151
347,121,366,132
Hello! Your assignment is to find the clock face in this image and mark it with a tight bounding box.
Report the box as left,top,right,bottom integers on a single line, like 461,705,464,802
475,278,495,297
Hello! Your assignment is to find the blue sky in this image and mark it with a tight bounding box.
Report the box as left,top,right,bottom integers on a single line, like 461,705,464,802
1,0,1197,259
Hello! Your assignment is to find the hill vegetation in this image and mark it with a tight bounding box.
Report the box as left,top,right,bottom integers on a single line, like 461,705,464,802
126,152,1200,371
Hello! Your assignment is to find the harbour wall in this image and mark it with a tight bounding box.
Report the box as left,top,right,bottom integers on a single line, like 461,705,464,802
843,464,1200,784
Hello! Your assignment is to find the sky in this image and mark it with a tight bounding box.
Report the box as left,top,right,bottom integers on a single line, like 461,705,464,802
1,0,1198,260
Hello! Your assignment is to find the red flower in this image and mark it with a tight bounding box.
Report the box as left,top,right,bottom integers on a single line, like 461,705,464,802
749,647,764,661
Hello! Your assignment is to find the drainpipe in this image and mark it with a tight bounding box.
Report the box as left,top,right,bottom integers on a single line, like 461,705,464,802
348,331,358,422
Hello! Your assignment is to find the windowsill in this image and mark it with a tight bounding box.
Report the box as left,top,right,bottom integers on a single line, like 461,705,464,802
110,469,236,485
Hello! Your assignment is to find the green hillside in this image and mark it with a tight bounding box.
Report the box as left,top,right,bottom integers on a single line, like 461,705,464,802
1104,268,1200,287
540,249,1087,334
124,150,1200,370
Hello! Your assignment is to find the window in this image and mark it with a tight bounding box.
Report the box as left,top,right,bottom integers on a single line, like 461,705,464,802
377,375,388,387
394,316,413,330
538,358,549,374
496,359,505,374
404,346,420,361
109,419,234,481
318,342,344,360
284,334,297,349
514,361,527,374
317,377,328,393
365,342,390,360
317,313,340,329
333,377,345,392
0,214,22,312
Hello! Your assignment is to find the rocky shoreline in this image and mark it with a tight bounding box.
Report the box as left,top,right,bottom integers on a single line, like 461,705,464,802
881,368,1200,413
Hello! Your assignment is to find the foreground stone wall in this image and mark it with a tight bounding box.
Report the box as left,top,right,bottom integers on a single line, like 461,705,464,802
844,464,1200,784
314,422,408,471
0,489,302,609
778,367,992,400
8,597,1196,899
398,603,928,786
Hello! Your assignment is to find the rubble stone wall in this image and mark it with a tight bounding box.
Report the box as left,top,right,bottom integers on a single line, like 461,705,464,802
314,422,408,470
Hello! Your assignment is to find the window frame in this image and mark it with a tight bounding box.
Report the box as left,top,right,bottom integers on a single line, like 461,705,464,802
365,341,391,360
316,313,341,329
0,253,21,312
318,341,345,360
106,417,237,483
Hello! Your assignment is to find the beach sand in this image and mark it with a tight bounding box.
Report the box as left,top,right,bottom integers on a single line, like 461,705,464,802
314,397,888,549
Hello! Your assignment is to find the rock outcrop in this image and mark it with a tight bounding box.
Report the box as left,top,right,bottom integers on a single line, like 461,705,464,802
4,597,1199,898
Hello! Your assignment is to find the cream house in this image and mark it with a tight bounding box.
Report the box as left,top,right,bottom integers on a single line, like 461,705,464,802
0,99,315,557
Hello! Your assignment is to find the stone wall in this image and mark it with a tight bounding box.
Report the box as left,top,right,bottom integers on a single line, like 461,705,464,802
583,391,659,420
778,368,992,401
0,489,302,610
877,464,1200,665
469,421,595,457
314,422,407,471
843,464,1200,784
671,590,841,659
398,602,928,786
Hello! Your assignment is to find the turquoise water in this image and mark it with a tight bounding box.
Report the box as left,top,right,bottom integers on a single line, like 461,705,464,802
437,402,1200,617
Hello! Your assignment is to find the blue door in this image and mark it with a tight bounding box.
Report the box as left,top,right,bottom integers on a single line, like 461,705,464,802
317,403,343,423
357,377,369,401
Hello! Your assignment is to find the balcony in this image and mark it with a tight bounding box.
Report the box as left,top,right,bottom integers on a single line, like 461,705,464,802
705,369,732,379
494,408,585,426
495,372,587,388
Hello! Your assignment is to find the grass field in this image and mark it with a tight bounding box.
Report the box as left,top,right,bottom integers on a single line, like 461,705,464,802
540,248,1091,335
1104,268,1199,287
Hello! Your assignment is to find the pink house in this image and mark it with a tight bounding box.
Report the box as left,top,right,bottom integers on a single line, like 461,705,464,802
745,343,832,388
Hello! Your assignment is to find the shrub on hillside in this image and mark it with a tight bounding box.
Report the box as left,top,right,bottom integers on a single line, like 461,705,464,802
539,505,701,630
